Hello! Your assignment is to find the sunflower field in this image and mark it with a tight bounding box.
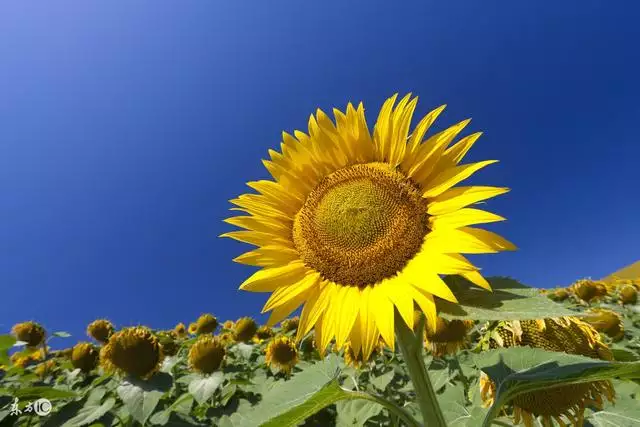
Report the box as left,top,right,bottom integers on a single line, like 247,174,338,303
2,95,640,426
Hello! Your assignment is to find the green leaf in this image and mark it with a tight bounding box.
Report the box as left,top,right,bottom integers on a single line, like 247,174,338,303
369,369,395,392
475,347,640,426
116,373,172,424
188,372,224,405
611,346,640,362
62,397,115,427
0,335,15,365
149,393,194,425
12,386,77,400
335,400,383,427
51,332,72,338
438,276,577,321
586,391,640,426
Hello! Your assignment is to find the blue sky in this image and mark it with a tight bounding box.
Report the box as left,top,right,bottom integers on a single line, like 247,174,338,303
1,2,639,341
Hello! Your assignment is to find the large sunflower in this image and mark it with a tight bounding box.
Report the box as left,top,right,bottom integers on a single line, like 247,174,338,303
223,94,515,359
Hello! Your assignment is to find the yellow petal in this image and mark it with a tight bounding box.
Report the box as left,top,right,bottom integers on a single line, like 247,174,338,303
412,290,437,332
239,261,308,292
334,287,360,349
442,131,482,165
229,194,292,220
383,279,414,331
423,160,498,199
296,281,332,341
427,186,510,216
460,270,492,291
370,284,395,351
348,314,363,356
265,287,310,327
406,104,447,155
400,256,459,302
428,227,517,254
430,208,505,230
423,252,478,275
220,231,292,249
233,245,299,267
224,215,291,237
359,286,380,360
262,272,321,312
314,317,326,356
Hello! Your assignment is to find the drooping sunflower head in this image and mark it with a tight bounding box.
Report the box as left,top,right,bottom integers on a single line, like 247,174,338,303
86,319,115,343
583,308,625,342
254,325,275,343
34,360,57,377
157,332,180,356
11,321,46,347
548,288,569,302
100,327,164,379
482,317,615,426
222,320,235,330
174,322,187,338
281,317,300,333
233,317,258,342
223,94,516,359
188,336,226,375
571,279,607,303
424,316,475,357
619,284,638,305
71,342,99,373
265,335,299,374
195,313,218,335
188,323,197,335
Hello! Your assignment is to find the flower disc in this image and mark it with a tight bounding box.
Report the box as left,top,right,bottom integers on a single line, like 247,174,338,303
265,336,298,374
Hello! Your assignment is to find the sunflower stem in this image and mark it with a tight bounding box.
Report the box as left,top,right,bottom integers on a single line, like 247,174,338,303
395,311,448,427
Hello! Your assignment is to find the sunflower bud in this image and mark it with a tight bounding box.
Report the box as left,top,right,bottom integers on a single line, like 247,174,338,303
87,319,114,343
188,336,225,374
71,342,99,373
100,327,164,379
188,323,197,335
174,323,187,338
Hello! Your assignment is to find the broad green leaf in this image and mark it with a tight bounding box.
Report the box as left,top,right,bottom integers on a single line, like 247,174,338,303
11,386,77,400
439,276,577,321
0,335,15,365
336,400,383,427
369,369,395,392
188,372,224,405
116,373,172,424
586,392,640,426
611,346,640,362
149,393,194,425
475,347,640,426
62,397,115,427
233,343,255,359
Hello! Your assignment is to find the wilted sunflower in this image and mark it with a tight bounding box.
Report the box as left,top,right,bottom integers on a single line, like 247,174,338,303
548,288,569,302
87,319,114,343
583,308,625,342
195,313,218,335
482,317,615,426
188,323,197,335
174,322,187,338
424,317,475,357
71,342,99,373
619,284,638,305
12,321,46,347
188,336,226,374
233,317,258,342
281,317,300,333
100,327,164,379
254,325,275,343
223,94,515,359
265,336,298,374
222,320,235,330
571,279,607,303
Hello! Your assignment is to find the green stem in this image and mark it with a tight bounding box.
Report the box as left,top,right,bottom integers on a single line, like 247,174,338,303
395,311,448,427
349,391,422,427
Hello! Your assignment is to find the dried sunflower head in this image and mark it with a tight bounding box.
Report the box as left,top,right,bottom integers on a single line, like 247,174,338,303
254,326,275,344
71,342,99,373
482,317,615,426
12,321,46,347
87,319,114,343
583,308,625,342
548,288,569,302
222,320,235,330
233,317,258,342
188,336,226,375
188,323,197,335
174,323,187,338
424,317,475,357
281,317,300,333
571,279,607,302
619,285,638,305
195,314,218,335
100,327,164,379
265,336,298,375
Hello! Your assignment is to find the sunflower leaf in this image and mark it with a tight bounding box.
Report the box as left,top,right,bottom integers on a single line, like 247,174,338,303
438,276,577,321
335,399,383,427
188,372,224,405
116,374,172,424
0,335,15,365
62,396,115,427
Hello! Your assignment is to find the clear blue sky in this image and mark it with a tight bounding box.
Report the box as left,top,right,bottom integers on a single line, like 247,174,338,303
1,2,639,341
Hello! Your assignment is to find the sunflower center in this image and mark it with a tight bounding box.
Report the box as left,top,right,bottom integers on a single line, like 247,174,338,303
293,162,429,287
272,342,297,364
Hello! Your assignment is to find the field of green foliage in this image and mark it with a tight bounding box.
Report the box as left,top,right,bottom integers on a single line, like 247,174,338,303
2,276,640,427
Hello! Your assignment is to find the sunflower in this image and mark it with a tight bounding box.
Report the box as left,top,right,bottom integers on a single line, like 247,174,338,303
619,284,638,305
571,279,607,303
218,332,235,347
87,319,114,343
265,336,299,374
188,323,197,335
582,308,625,342
195,313,218,335
222,320,235,330
548,288,569,302
188,336,226,374
71,342,99,373
34,360,57,377
100,327,164,379
10,347,44,368
482,317,615,426
233,317,258,342
254,325,275,344
11,321,46,347
281,317,300,333
222,94,515,358
174,322,187,338
424,316,475,357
